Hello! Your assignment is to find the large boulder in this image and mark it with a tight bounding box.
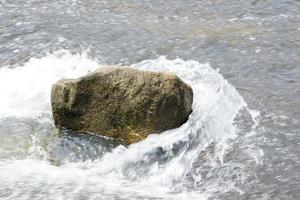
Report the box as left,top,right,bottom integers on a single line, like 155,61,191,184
51,66,193,144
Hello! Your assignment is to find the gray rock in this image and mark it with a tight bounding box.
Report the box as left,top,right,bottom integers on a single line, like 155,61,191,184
51,66,193,144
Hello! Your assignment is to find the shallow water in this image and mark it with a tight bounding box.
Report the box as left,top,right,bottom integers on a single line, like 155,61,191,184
0,0,299,199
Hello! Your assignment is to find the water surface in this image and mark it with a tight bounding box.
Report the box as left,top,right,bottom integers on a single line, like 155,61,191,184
0,0,299,199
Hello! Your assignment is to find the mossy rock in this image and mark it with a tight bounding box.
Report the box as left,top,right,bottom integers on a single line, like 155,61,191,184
51,66,193,144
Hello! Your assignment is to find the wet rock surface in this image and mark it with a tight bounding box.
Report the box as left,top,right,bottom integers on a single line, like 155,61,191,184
51,66,193,144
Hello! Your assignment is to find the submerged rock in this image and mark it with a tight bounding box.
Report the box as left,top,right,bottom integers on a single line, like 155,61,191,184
51,66,193,144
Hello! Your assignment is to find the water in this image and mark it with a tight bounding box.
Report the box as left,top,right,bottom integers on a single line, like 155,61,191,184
0,0,299,199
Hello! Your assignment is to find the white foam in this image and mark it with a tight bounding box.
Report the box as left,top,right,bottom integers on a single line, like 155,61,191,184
0,51,257,200
0,50,100,118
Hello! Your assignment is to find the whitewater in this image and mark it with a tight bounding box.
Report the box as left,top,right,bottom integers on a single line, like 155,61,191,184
0,50,263,199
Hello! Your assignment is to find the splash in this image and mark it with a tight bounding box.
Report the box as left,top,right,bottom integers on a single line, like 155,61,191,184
0,51,259,200
0,50,100,118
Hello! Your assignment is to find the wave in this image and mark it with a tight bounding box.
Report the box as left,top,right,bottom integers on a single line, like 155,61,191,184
0,50,260,200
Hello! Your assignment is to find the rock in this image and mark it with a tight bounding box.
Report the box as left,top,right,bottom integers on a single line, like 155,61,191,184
51,66,193,144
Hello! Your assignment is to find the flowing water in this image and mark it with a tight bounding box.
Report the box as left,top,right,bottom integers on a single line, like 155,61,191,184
0,0,299,199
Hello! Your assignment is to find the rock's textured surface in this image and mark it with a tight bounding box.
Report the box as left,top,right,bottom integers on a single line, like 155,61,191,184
51,66,193,144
